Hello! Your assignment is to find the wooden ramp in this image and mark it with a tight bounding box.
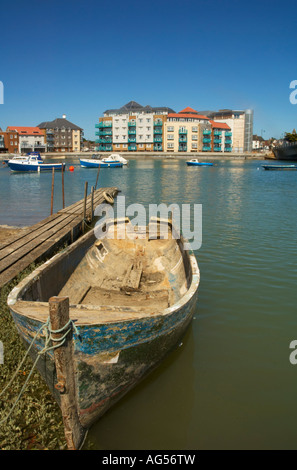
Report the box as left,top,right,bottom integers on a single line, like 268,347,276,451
0,187,118,287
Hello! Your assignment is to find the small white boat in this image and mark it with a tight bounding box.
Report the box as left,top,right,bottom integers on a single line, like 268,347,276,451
102,153,128,165
186,159,213,166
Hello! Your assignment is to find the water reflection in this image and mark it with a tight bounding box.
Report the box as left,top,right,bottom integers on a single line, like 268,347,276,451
84,326,195,450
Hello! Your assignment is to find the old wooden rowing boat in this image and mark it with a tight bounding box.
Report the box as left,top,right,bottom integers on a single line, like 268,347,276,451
7,217,200,449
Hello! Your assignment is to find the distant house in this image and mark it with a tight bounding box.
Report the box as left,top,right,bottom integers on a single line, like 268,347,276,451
252,134,264,150
0,127,19,153
37,115,83,152
6,126,45,153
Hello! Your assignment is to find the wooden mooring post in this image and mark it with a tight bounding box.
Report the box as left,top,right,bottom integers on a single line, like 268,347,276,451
50,168,55,215
49,296,86,450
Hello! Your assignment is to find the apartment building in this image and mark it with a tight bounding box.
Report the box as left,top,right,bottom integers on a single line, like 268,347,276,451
6,126,45,153
96,102,252,153
164,107,209,153
37,115,83,152
0,128,19,153
95,101,175,152
198,109,253,152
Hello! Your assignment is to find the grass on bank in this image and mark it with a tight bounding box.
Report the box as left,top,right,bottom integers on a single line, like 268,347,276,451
0,263,67,450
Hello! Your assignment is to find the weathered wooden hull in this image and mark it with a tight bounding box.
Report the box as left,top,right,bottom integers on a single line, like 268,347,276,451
8,219,200,447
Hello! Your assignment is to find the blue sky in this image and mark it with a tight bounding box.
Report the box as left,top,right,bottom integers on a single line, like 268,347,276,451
0,0,297,140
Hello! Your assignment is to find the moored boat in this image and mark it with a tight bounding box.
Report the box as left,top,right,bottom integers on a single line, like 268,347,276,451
7,217,200,449
80,158,123,168
262,164,297,170
102,153,128,165
8,154,65,172
186,159,213,166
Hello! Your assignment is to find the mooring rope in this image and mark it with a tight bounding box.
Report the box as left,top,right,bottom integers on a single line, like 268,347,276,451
0,317,79,425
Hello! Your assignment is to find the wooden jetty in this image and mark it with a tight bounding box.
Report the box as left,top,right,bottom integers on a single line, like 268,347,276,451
0,186,118,288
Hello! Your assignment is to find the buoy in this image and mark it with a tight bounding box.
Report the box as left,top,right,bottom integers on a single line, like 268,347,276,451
69,166,74,172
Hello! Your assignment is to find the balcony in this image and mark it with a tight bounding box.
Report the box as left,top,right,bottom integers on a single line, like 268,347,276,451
203,129,211,135
202,146,211,151
99,144,112,151
178,145,187,152
179,138,187,143
225,138,232,144
214,146,221,152
98,121,112,128
203,138,211,143
154,144,163,151
154,137,162,142
154,128,162,134
128,121,136,127
224,147,232,152
214,130,222,136
179,129,187,135
98,130,112,136
214,138,221,144
128,144,137,151
99,137,112,143
154,120,163,126
95,123,100,128
225,131,232,136
128,137,136,143
128,129,136,135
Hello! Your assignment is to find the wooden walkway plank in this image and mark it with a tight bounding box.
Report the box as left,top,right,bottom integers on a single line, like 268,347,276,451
0,187,118,287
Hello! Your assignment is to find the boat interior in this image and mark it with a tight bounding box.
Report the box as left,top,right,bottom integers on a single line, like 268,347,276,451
10,218,193,324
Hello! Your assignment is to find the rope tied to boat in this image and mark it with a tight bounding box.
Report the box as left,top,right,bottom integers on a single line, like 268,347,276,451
0,317,80,425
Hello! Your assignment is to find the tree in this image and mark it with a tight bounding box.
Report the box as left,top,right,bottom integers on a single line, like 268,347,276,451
284,129,297,142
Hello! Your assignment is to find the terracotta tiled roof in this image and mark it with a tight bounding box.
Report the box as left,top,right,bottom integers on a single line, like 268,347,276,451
168,113,209,120
7,126,44,135
209,120,231,130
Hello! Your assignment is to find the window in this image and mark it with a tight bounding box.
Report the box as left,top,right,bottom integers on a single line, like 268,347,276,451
192,143,197,149
192,126,198,132
167,142,174,148
167,134,174,140
168,126,174,132
192,135,198,140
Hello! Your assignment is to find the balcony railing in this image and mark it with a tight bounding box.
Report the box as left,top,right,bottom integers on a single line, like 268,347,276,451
179,138,187,143
98,130,112,136
99,137,112,143
214,146,221,152
128,144,137,151
203,138,211,143
98,121,112,128
128,137,136,143
154,144,163,151
225,138,232,144
202,146,211,151
154,137,162,142
128,121,136,127
128,129,136,134
178,145,187,151
214,130,222,136
203,129,211,135
214,138,221,144
154,129,162,134
224,147,232,152
225,131,232,136
179,129,188,135
154,120,163,126
99,144,113,151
